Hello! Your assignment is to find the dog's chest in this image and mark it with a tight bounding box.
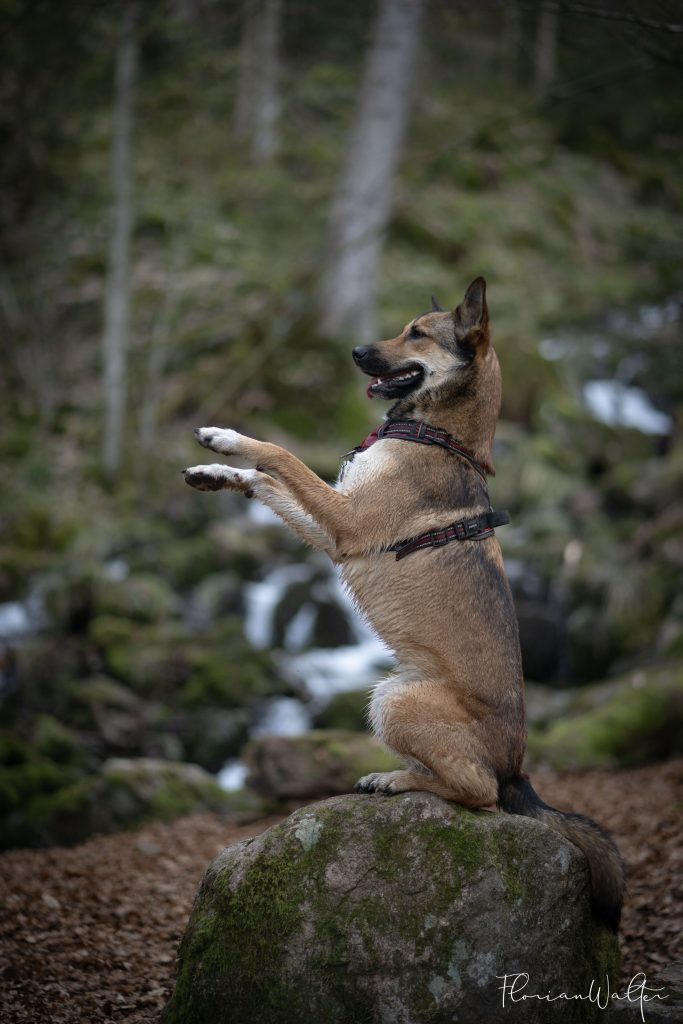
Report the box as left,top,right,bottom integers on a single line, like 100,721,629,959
335,442,394,494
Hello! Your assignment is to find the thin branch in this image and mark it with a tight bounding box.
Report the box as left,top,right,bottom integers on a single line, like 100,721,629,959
524,2,683,34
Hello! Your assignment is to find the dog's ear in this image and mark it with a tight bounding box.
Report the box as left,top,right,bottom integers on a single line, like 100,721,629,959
453,277,488,333
431,294,444,312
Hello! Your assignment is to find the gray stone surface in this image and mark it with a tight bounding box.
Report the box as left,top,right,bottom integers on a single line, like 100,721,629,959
163,791,619,1024
243,729,401,799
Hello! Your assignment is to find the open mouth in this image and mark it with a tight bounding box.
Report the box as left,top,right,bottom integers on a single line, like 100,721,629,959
365,364,424,400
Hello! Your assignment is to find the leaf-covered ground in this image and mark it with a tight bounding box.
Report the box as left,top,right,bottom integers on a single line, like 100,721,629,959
1,760,681,1024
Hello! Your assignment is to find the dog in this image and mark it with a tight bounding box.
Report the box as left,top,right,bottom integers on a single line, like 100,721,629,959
184,276,625,931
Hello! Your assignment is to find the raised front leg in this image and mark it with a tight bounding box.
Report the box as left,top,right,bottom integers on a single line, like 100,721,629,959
183,461,336,556
194,427,353,549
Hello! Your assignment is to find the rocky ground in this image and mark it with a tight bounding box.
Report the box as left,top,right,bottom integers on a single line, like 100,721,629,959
0,760,681,1024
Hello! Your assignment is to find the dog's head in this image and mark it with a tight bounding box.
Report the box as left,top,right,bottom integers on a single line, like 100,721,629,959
352,277,499,422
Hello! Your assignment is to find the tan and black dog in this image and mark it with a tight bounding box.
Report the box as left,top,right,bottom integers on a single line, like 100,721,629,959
184,277,625,930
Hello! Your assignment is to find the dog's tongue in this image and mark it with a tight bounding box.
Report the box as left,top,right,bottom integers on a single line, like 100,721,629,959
366,378,380,399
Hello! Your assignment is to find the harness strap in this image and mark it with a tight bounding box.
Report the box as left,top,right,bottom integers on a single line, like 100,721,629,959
347,419,489,480
389,510,510,561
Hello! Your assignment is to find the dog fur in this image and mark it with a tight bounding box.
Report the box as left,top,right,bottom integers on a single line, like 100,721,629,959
184,276,625,930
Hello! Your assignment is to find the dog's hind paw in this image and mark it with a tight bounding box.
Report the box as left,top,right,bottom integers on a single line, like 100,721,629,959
355,771,402,795
194,426,242,455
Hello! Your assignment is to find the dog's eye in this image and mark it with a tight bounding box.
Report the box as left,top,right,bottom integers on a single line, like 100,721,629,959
408,325,425,340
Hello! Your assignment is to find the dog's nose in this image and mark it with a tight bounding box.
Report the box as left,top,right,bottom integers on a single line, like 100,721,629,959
352,346,371,365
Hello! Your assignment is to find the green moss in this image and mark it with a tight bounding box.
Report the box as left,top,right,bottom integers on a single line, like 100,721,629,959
166,827,310,1023
0,759,75,814
527,664,683,769
93,574,180,624
1,775,97,848
149,777,219,819
89,614,285,705
32,715,83,764
313,688,369,731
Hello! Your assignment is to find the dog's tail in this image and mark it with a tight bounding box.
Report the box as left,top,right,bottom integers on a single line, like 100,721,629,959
497,773,625,931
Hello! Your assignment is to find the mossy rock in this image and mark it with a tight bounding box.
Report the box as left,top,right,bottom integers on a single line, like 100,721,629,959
31,714,85,765
312,688,369,731
0,756,78,817
188,571,244,626
96,757,240,822
163,793,619,1024
527,663,683,770
89,615,285,706
175,708,251,771
93,573,181,624
66,675,143,730
244,730,402,800
1,757,261,849
11,637,85,717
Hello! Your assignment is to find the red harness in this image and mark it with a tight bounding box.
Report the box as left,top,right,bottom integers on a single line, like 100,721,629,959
344,419,510,560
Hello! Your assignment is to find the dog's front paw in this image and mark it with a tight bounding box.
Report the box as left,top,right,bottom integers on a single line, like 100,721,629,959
194,426,243,455
184,463,257,495
355,771,400,795
183,464,228,491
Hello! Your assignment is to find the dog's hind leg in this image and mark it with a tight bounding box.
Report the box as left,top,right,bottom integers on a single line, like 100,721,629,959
357,680,499,808
355,763,497,807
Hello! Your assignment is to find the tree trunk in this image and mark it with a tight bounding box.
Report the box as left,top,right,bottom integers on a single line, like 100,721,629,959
500,1,521,85
139,240,185,454
102,3,138,481
534,6,559,97
233,0,282,165
317,0,424,343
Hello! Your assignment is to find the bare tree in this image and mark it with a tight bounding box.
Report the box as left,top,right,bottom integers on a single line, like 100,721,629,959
102,2,138,480
233,0,283,165
317,0,425,343
534,5,559,96
500,1,522,84
138,239,186,454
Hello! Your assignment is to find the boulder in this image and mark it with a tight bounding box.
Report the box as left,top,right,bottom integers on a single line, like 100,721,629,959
1,756,264,848
243,730,402,800
163,792,619,1024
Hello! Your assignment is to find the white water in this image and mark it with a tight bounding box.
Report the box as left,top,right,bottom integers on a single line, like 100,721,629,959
0,590,46,641
251,696,312,737
216,546,393,790
0,602,33,639
582,380,672,436
216,759,249,791
243,563,314,649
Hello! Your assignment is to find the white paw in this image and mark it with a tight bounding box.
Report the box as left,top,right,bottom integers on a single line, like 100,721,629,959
194,426,243,455
183,463,229,491
184,464,257,494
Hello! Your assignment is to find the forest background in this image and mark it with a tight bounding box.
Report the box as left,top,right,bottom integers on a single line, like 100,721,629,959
0,0,682,849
